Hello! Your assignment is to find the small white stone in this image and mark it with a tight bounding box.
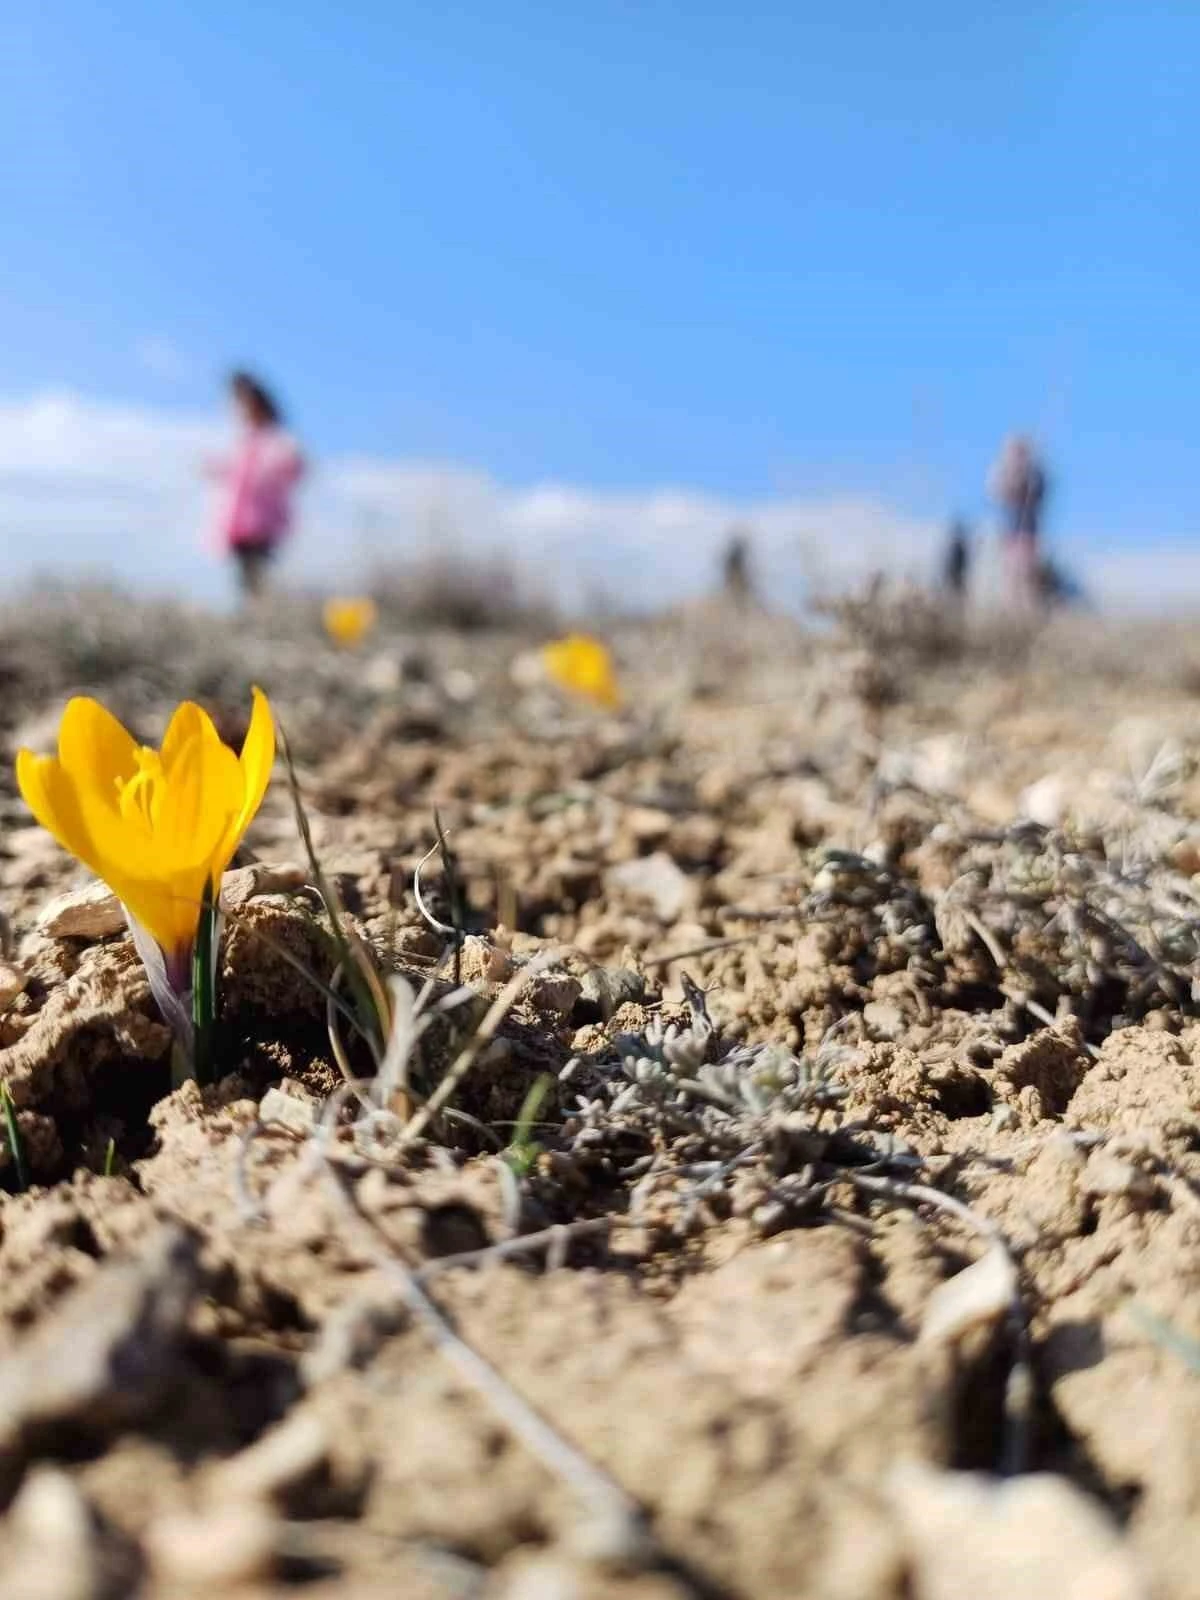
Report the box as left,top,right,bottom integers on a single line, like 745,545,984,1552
443,667,477,702
607,852,694,921
362,653,402,693
144,1506,276,1586
10,1468,93,1551
1019,773,1070,828
36,881,124,940
5,1469,100,1600
890,1463,1149,1600
920,1245,1017,1346
1083,1150,1156,1200
220,861,307,909
258,1086,318,1135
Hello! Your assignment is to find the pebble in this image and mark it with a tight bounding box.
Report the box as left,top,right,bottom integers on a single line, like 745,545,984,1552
259,1085,318,1135
144,1506,276,1587
526,970,583,1021
1082,1149,1157,1201
35,881,124,939
607,852,694,921
0,959,27,1007
890,1462,1149,1600
220,861,308,908
6,1469,101,1600
919,1244,1017,1345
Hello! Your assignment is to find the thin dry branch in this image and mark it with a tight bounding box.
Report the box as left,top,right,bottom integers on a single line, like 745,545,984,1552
413,1218,614,1283
314,1145,653,1565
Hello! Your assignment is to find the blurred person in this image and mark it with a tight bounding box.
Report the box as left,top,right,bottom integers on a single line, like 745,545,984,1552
205,371,305,602
988,434,1048,609
942,517,971,602
721,527,755,604
1038,556,1087,609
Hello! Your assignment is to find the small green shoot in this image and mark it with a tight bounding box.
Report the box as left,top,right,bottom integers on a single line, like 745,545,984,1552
504,1072,554,1178
103,1137,117,1179
434,808,466,987
1,1083,27,1192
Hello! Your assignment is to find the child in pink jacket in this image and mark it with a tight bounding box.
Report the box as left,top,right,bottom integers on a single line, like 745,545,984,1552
206,372,305,601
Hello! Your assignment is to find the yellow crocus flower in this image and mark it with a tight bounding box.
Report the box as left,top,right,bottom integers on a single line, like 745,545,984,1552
16,689,275,974
323,596,378,648
541,633,622,711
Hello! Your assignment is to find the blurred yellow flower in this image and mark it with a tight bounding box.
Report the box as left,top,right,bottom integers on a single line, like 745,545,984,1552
323,596,378,648
16,690,275,971
542,633,622,711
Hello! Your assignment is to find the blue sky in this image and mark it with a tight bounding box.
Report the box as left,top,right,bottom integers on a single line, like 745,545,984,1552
2,2,1199,603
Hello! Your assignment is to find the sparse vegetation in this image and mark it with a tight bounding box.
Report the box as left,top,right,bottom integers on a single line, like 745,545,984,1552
0,584,1196,1598
366,545,558,633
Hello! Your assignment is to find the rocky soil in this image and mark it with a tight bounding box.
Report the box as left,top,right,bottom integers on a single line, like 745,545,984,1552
0,584,1197,1599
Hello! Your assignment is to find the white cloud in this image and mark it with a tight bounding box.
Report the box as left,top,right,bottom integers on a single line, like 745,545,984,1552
332,459,941,611
0,392,221,590
0,390,950,609
0,388,1181,615
134,337,195,384
1084,546,1200,614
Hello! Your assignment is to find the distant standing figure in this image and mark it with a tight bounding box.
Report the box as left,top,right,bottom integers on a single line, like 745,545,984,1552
942,518,971,601
988,434,1048,609
205,372,305,602
721,528,754,604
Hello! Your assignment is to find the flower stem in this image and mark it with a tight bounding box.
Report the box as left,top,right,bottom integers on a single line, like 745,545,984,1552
191,880,218,1087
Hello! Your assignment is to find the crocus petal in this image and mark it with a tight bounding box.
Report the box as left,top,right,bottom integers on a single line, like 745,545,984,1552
128,732,240,955
17,749,140,886
17,748,189,954
16,750,95,870
122,880,201,961
55,698,138,796
213,686,276,881
160,700,223,772
153,730,244,872
237,688,276,834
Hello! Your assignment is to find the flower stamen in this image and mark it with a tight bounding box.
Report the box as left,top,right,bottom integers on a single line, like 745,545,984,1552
115,749,165,830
